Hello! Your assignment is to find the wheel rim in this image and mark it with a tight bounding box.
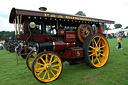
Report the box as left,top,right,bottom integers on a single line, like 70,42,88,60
88,35,109,67
33,53,62,82
27,51,37,70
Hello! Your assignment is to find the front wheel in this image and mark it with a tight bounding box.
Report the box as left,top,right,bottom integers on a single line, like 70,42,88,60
26,51,37,71
32,51,63,83
83,34,109,68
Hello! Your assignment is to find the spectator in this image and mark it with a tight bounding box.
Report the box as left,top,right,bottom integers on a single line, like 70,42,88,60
116,33,122,49
0,43,3,50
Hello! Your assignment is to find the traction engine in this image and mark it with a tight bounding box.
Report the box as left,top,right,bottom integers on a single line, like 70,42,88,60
9,7,115,83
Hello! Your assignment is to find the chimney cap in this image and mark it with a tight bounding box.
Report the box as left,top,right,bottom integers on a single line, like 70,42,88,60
39,7,47,11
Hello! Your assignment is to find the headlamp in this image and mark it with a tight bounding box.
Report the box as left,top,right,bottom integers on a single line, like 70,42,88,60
29,22,36,28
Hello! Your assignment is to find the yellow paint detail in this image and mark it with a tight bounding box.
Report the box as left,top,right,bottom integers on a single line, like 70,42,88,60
51,14,56,17
58,15,63,18
44,13,50,16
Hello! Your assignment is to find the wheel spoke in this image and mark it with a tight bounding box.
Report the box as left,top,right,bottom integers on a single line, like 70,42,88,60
40,57,46,64
37,62,44,66
29,58,34,60
37,68,45,76
50,70,55,76
49,55,53,63
45,54,48,63
51,58,58,64
89,50,94,52
89,46,95,49
35,61,41,68
36,67,45,72
100,45,106,48
97,37,101,46
100,53,106,57
94,39,98,47
33,54,36,58
96,58,101,65
42,70,47,79
93,57,97,64
99,40,102,47
89,52,95,57
52,68,58,72
52,64,59,67
47,71,50,79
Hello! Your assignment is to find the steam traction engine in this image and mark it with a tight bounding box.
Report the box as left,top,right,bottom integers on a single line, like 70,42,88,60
9,7,114,83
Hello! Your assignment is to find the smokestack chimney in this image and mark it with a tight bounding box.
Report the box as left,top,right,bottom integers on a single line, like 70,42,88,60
39,7,47,11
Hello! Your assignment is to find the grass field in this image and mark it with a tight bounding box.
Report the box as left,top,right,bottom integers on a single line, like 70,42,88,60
0,38,128,85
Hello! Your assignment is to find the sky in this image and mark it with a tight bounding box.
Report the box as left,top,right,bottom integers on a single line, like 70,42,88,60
0,0,128,31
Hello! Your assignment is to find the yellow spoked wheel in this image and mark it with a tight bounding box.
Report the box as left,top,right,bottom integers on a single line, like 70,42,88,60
32,51,63,83
26,51,37,70
83,34,109,68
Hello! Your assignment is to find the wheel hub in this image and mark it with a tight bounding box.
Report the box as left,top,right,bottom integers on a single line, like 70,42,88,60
96,48,101,54
46,65,52,70
94,47,101,54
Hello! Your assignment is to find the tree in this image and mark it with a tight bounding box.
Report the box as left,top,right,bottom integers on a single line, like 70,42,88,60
75,11,86,16
114,24,122,29
0,31,15,40
100,24,109,30
124,26,128,29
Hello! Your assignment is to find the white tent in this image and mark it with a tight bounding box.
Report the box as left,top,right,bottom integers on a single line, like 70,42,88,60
105,28,128,37
120,29,128,36
105,28,122,34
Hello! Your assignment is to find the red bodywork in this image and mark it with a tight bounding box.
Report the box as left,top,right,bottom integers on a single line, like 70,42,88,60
17,34,52,42
59,48,83,59
9,8,115,60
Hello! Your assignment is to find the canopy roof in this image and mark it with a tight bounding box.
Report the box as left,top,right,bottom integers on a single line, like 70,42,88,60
9,8,115,24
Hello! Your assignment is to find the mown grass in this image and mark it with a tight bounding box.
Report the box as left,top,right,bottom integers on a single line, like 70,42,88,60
0,38,128,85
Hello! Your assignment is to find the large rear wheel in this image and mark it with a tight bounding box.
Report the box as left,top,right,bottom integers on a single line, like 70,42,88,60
32,51,63,83
83,34,109,68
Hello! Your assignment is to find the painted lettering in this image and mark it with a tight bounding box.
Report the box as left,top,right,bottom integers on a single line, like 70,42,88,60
51,14,56,17
44,13,49,16
58,15,63,18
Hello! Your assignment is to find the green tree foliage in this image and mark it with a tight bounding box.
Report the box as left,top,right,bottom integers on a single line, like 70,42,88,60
75,11,86,16
114,24,122,29
101,24,109,30
124,26,128,29
0,31,15,40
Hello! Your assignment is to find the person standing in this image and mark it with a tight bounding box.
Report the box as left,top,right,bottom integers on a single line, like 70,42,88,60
0,43,3,50
117,33,122,49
